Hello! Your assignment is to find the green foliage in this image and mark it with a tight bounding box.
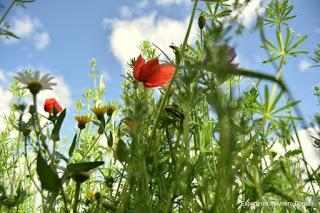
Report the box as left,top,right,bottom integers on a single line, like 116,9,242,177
309,43,320,67
67,161,104,173
261,27,308,64
50,109,66,141
36,153,61,193
264,0,296,28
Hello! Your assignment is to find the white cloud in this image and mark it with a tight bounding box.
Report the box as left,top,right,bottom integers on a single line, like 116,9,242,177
119,6,133,18
156,0,190,6
10,15,34,38
104,13,197,71
2,14,50,50
0,70,15,132
34,32,50,50
226,0,265,28
299,60,312,72
138,0,149,9
0,70,6,81
239,0,264,27
293,128,320,169
0,72,13,118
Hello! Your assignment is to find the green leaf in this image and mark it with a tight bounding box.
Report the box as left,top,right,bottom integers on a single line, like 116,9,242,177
272,115,301,120
216,10,231,18
276,30,284,52
262,37,279,52
284,27,291,50
51,109,66,141
262,55,281,63
270,91,283,112
289,50,308,56
0,28,20,39
285,149,302,158
68,133,77,158
53,151,68,163
36,153,60,193
288,35,308,52
115,139,129,163
264,85,269,111
67,161,104,173
271,100,301,115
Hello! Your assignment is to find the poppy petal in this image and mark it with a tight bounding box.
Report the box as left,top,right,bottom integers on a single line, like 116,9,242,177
139,57,160,81
143,64,175,88
133,55,145,80
44,98,62,113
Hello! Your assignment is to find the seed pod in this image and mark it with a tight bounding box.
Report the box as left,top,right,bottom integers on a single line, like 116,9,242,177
106,176,114,188
107,131,113,147
95,192,101,201
23,128,32,137
198,13,206,30
29,105,35,114
71,172,90,183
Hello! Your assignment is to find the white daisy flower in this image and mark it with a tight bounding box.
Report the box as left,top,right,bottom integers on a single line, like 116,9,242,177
15,70,57,95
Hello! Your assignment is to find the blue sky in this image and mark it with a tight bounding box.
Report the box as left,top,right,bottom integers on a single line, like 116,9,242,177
0,0,319,130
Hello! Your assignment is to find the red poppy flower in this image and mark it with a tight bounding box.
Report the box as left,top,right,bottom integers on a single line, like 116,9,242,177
44,98,62,113
133,55,175,88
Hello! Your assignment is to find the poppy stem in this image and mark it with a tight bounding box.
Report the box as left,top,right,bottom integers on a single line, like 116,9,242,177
150,0,199,140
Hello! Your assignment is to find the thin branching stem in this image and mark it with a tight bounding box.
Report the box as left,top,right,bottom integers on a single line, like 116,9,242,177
150,0,199,140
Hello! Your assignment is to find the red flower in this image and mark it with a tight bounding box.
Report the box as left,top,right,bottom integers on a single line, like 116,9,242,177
44,98,62,113
133,55,175,88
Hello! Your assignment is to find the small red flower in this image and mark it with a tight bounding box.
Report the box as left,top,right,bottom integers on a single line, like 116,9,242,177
133,55,175,88
44,98,62,113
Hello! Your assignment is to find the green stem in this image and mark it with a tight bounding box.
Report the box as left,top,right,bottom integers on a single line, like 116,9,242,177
61,189,69,213
73,182,81,213
32,94,54,163
115,166,126,202
0,0,16,26
267,57,285,113
291,119,317,195
32,94,40,146
23,137,45,201
150,0,198,140
81,134,101,160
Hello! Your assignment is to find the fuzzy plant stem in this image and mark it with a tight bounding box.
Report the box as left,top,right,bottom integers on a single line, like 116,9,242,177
73,182,81,213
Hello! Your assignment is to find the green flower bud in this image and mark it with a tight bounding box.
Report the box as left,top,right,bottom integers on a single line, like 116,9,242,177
198,13,206,30
71,172,90,183
29,105,35,114
95,192,101,201
107,131,113,147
